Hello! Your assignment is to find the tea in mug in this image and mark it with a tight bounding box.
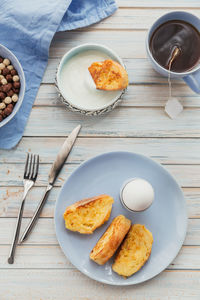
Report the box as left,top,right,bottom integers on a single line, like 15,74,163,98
150,20,200,72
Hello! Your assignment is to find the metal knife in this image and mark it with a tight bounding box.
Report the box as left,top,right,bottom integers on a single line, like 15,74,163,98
19,124,81,243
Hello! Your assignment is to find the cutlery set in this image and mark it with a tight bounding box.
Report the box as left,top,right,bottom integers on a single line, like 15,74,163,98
8,124,81,264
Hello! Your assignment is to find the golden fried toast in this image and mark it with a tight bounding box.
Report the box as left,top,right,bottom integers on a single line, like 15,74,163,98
90,215,131,265
63,195,114,234
112,224,153,277
88,59,128,91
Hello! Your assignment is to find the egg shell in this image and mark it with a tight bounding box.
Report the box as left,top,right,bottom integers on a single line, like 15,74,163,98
121,178,154,212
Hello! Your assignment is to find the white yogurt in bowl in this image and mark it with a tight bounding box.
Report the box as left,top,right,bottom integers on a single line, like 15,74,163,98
56,44,126,115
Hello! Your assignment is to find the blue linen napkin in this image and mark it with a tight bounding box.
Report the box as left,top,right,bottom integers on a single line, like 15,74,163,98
0,0,117,149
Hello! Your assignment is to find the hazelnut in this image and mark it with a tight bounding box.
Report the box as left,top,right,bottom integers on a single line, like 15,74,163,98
0,57,3,63
6,74,12,82
3,58,10,66
10,69,17,76
12,94,18,102
0,102,6,110
12,88,19,94
0,63,5,70
4,96,12,104
2,68,10,76
0,75,4,81
7,89,14,97
7,65,13,70
7,103,13,110
2,83,12,93
1,78,7,85
4,107,12,116
13,75,19,82
0,92,6,99
2,109,7,118
13,81,20,89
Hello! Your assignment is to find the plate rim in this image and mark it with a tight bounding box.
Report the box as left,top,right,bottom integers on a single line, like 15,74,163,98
54,151,188,286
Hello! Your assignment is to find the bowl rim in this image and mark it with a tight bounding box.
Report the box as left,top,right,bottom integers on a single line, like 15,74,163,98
55,43,126,112
0,43,25,128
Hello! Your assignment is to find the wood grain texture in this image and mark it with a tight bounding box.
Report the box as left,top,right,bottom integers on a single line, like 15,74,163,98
50,31,147,59
36,84,200,107
117,0,200,8
0,269,200,300
0,245,199,270
0,218,198,246
1,186,199,218
91,8,200,30
20,106,200,138
1,137,200,164
1,163,200,187
0,186,198,218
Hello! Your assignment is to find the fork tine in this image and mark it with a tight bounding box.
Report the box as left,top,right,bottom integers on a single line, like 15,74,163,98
34,155,39,180
26,154,33,179
32,154,39,180
24,153,30,178
29,154,35,180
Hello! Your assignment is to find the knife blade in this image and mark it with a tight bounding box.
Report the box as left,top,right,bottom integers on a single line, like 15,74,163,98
19,124,81,243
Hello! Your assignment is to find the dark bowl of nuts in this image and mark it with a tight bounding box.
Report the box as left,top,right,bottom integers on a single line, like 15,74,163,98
0,43,25,128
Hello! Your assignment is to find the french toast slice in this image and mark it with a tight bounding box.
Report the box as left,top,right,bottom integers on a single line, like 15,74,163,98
112,224,153,277
63,194,114,234
88,59,128,91
90,215,131,265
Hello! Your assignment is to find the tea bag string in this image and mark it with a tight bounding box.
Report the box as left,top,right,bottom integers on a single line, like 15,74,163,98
168,47,181,98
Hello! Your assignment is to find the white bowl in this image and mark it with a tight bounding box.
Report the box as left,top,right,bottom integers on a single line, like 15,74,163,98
0,43,25,128
55,43,127,116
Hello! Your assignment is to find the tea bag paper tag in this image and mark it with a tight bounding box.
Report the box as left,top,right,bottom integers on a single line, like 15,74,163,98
165,97,183,119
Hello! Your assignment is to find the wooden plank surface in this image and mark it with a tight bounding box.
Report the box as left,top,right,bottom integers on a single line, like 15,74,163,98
1,163,200,187
20,106,200,138
1,137,200,164
0,186,199,218
0,245,199,270
1,1,200,298
37,84,200,107
117,0,200,8
50,31,151,59
0,218,198,246
0,269,200,300
91,8,200,29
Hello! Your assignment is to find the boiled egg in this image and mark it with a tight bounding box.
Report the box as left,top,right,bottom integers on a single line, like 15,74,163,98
120,178,154,212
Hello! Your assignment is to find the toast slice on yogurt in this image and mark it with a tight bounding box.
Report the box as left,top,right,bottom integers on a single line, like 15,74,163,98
88,59,128,91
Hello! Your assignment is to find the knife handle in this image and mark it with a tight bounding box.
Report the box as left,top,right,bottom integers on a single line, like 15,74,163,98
19,184,52,243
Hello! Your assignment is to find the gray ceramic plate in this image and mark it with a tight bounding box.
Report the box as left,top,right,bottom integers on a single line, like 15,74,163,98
54,151,187,285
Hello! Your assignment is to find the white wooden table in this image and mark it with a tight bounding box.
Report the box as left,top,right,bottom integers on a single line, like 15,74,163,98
1,1,200,299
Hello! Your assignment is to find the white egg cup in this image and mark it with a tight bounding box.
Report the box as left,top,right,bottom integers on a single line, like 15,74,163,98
120,177,154,213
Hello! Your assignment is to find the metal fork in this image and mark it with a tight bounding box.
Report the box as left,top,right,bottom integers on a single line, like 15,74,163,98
8,153,39,264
